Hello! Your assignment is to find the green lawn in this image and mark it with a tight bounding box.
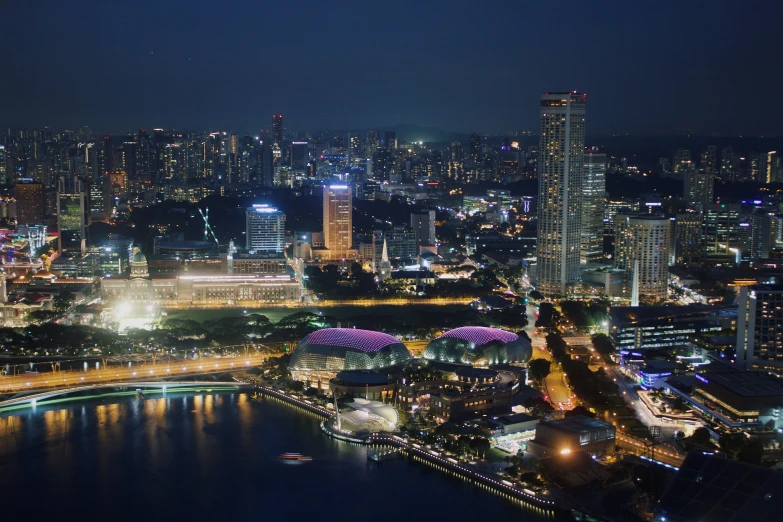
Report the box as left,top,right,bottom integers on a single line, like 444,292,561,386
163,304,470,325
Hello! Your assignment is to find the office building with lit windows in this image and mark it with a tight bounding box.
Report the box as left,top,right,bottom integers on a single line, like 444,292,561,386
245,204,285,254
318,184,355,261
614,213,670,302
581,149,606,264
57,177,89,257
611,304,736,351
703,203,742,265
673,212,702,265
736,284,783,370
535,92,586,296
12,182,46,226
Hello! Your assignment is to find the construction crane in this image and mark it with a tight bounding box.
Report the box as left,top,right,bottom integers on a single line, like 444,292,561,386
197,207,219,247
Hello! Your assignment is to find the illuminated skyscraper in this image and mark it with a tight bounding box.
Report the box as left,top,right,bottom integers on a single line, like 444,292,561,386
703,203,742,265
57,176,89,256
614,213,670,302
673,212,703,265
272,115,284,145
246,204,285,254
349,134,363,166
13,182,45,226
536,91,586,296
581,149,606,264
736,284,783,370
323,185,353,259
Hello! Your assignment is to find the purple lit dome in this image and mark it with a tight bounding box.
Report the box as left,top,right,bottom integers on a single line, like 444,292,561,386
304,328,402,353
424,326,531,364
438,326,518,345
289,328,411,374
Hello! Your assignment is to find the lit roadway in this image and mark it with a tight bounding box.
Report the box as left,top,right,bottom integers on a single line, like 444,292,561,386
0,353,279,394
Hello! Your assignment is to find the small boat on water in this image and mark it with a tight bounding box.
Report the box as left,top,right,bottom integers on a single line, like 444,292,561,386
136,389,145,400
278,452,312,462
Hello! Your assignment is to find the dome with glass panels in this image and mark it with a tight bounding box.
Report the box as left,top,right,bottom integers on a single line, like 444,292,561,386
423,326,532,365
289,328,411,382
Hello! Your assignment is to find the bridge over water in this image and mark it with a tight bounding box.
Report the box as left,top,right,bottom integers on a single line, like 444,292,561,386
0,380,252,411
0,353,276,397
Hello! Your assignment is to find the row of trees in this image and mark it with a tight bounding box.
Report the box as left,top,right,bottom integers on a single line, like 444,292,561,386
306,262,512,300
546,333,618,410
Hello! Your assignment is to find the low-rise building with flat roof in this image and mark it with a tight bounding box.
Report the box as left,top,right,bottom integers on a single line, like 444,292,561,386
663,370,783,429
527,415,616,459
611,304,736,351
489,412,540,435
430,386,513,423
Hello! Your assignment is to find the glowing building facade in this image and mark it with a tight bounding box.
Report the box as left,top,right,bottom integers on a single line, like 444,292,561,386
320,184,354,260
536,92,586,296
289,328,411,382
423,326,532,364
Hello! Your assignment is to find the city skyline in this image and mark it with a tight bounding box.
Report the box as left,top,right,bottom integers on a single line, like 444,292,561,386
1,1,782,136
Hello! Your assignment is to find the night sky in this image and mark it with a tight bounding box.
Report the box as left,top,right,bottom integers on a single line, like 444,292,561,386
1,0,781,136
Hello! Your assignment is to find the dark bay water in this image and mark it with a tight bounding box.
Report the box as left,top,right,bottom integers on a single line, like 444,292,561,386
0,392,564,521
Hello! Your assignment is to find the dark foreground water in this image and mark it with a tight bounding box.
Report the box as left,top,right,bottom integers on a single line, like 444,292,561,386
0,392,566,522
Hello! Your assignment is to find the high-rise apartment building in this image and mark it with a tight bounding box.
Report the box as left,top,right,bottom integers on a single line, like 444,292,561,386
581,149,606,264
272,115,284,145
736,285,783,370
13,182,46,226
323,184,353,259
411,209,436,246
700,145,718,176
720,147,739,182
614,213,670,302
683,168,714,211
536,91,586,296
245,204,285,254
673,149,693,175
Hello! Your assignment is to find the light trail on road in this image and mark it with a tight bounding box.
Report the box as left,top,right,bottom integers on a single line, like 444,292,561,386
0,353,279,394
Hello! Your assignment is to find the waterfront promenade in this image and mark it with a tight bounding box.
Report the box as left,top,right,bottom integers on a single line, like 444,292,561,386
256,384,560,513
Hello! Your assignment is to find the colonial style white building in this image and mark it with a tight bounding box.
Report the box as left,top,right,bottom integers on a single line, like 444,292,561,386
100,250,301,305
